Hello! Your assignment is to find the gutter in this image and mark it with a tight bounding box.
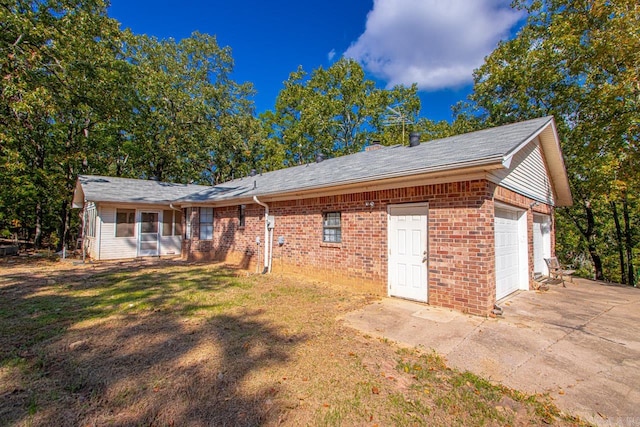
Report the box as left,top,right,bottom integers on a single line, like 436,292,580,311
253,196,270,274
180,156,506,206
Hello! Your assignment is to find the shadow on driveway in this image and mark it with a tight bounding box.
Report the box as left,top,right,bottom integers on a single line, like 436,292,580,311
342,278,640,427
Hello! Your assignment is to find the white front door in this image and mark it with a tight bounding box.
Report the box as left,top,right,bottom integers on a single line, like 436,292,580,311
139,211,159,256
388,204,428,302
494,207,527,300
533,214,551,275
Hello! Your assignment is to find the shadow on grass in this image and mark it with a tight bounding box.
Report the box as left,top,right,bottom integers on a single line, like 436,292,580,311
0,259,305,425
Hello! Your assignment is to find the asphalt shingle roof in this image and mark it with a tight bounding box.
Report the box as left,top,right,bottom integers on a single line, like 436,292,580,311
179,116,554,203
76,116,558,205
76,175,210,204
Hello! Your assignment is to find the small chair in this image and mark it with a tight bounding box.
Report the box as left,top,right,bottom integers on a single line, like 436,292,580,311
544,257,575,287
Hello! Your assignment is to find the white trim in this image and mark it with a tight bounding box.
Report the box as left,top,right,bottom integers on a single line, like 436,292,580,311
494,203,529,300
97,205,103,260
533,213,552,275
137,209,161,257
502,117,553,166
387,202,429,303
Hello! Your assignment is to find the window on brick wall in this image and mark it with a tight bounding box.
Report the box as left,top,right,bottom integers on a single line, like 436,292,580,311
238,204,246,228
323,212,341,243
184,208,192,240
199,207,214,240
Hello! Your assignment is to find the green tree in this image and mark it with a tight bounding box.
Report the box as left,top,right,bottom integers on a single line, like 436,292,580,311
1,0,130,249
460,0,639,283
117,32,259,184
1,2,260,250
263,59,422,166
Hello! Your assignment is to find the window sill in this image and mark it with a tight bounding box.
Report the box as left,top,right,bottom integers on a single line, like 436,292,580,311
320,242,342,249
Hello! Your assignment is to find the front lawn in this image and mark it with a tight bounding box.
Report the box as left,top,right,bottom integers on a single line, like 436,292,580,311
0,257,586,426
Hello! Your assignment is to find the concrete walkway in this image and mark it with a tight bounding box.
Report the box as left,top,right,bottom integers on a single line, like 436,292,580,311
342,278,640,427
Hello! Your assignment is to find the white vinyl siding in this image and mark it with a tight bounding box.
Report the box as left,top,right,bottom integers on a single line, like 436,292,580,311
98,206,138,260
491,138,555,205
159,209,182,256
90,204,184,260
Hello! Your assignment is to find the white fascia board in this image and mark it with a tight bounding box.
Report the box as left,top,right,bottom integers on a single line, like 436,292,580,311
502,117,553,168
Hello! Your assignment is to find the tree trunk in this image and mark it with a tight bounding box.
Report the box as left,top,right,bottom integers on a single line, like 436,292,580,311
623,194,635,286
611,201,627,284
34,201,43,248
57,205,65,252
34,137,46,249
588,242,604,281
571,201,605,280
586,203,605,280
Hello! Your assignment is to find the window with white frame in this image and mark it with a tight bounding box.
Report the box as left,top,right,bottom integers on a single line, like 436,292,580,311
115,209,135,237
184,208,191,240
199,207,214,240
162,210,183,236
323,212,341,243
86,206,96,237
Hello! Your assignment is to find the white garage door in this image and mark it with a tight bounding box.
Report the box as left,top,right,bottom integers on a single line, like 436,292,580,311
533,214,551,276
495,207,526,300
388,204,428,302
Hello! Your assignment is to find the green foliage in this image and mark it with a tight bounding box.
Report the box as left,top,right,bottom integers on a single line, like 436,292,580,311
262,58,425,166
1,0,130,247
116,32,261,184
460,0,639,284
1,1,260,248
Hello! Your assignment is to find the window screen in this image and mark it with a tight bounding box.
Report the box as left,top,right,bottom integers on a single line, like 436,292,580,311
115,209,135,237
323,212,341,243
199,207,213,240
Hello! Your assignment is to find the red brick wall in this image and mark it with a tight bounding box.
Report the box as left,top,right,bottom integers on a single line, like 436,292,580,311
427,181,495,315
183,179,553,316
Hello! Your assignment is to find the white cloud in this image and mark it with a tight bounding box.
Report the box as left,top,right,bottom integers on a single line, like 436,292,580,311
344,0,523,90
327,48,336,61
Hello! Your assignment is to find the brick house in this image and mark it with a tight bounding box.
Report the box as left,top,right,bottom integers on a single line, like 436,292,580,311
74,116,572,315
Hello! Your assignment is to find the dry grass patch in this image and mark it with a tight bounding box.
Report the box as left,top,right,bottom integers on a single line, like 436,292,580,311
0,257,588,426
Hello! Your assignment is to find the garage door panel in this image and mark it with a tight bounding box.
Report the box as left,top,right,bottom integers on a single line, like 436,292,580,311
495,208,524,300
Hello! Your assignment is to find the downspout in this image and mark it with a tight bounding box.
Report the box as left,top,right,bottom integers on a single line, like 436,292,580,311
253,196,270,274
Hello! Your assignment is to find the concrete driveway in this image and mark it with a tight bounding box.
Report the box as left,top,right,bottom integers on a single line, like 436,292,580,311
342,278,640,426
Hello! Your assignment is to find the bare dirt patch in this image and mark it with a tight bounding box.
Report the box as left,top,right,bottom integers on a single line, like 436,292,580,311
0,257,589,426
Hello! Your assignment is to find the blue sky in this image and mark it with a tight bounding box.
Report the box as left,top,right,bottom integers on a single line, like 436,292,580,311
108,0,524,123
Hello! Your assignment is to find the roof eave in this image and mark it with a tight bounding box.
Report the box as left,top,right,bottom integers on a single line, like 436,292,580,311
173,157,506,206
538,119,573,207
72,179,85,209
